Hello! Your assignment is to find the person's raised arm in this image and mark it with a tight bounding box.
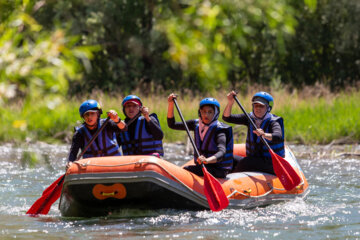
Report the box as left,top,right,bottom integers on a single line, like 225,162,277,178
223,90,236,117
167,93,177,119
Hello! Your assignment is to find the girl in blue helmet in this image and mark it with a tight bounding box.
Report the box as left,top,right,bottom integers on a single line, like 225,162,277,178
222,91,285,175
117,95,164,157
167,93,234,178
67,99,127,163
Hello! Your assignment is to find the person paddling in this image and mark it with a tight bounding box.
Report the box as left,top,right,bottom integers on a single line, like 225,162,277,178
222,91,285,174
67,99,127,163
117,95,164,157
167,93,234,178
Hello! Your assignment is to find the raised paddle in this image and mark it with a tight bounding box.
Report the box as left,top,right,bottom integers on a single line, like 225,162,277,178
27,117,112,215
172,98,229,211
233,95,301,190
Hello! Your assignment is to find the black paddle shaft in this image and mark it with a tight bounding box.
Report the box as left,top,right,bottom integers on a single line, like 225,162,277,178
76,117,111,161
233,95,272,150
76,110,141,161
126,110,142,126
173,98,201,158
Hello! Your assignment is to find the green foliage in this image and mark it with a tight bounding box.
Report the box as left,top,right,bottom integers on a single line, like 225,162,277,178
1,90,360,144
0,0,96,140
158,0,298,91
1,0,360,145
280,0,360,90
304,0,317,12
32,0,182,94
1,0,358,98
0,100,79,143
26,0,309,94
278,92,360,144
0,0,94,104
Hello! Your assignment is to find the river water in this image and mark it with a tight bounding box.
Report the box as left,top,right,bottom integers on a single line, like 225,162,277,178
0,143,359,239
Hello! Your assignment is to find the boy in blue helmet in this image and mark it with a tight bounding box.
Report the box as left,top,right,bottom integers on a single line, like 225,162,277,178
222,91,285,174
117,95,164,157
67,99,127,162
167,93,234,178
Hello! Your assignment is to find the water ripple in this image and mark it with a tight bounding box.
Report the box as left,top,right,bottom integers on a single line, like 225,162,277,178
0,143,359,239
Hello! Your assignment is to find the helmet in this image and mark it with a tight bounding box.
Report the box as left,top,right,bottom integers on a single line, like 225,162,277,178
199,98,220,122
252,92,274,111
122,95,143,107
79,99,102,117
199,98,220,110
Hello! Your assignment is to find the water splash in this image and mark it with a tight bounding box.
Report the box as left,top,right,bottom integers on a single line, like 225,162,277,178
0,143,359,239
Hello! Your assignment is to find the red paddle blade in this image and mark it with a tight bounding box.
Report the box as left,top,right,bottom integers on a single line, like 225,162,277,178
26,175,65,215
202,166,229,211
42,174,65,196
270,150,301,190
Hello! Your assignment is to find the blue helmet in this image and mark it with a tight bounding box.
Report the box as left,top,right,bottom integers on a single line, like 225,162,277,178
199,98,220,122
122,95,143,107
199,98,220,109
252,92,274,111
79,99,102,117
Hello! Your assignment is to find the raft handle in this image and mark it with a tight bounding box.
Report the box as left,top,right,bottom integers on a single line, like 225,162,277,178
101,191,117,196
227,183,274,199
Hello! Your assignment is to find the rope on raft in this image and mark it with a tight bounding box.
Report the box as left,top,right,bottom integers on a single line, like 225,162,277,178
72,158,304,200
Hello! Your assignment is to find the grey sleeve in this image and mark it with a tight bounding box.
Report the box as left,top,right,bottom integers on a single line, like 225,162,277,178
213,132,227,160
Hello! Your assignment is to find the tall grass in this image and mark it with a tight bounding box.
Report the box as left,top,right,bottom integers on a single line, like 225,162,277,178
1,89,359,144
277,91,360,144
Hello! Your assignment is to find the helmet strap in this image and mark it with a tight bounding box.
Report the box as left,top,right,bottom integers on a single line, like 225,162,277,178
84,121,97,129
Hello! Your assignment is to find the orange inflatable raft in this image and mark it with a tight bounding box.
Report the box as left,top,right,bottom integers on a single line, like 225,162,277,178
59,144,309,217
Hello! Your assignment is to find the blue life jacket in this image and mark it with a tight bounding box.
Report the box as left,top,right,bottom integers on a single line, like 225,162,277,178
194,120,234,171
246,114,285,159
118,113,164,156
76,119,121,158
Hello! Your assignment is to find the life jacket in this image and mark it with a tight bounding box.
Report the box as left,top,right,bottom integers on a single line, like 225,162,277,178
246,113,285,159
118,113,164,156
194,120,234,171
76,119,121,158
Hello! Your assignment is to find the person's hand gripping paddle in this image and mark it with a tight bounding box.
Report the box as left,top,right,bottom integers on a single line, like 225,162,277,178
173,98,229,211
26,117,111,215
233,95,301,190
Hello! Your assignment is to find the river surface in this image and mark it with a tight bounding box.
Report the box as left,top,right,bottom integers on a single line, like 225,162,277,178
0,143,359,239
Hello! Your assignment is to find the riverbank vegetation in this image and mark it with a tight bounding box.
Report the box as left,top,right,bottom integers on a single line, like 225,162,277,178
1,86,359,145
1,0,360,145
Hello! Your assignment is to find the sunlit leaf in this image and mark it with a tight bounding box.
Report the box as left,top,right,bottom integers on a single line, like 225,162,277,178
304,0,317,12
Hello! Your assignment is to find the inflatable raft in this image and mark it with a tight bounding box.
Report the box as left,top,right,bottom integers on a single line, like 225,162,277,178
59,144,309,217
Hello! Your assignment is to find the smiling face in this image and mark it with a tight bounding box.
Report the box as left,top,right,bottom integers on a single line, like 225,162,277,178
124,102,140,119
199,105,215,124
252,103,267,118
83,111,99,127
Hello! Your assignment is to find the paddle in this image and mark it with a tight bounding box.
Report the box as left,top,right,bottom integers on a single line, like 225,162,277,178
233,95,301,190
172,98,229,211
126,110,142,125
27,117,111,215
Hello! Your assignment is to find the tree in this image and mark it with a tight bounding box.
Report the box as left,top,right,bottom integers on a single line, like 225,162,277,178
279,0,360,90
0,0,94,105
157,0,303,92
